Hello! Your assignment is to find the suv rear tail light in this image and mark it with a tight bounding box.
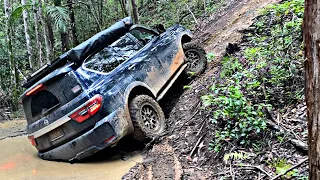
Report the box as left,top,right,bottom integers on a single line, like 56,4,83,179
28,135,37,146
26,84,45,96
69,95,103,123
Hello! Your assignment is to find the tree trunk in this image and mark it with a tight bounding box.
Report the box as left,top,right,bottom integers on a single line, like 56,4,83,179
38,0,52,63
4,0,19,110
99,0,103,26
304,0,320,179
119,0,128,17
114,0,119,19
67,0,79,47
47,18,55,58
21,0,33,70
125,0,131,17
131,0,139,23
32,0,43,67
60,32,70,52
44,0,54,59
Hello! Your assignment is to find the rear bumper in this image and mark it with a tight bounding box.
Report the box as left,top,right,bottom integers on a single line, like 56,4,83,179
38,109,129,161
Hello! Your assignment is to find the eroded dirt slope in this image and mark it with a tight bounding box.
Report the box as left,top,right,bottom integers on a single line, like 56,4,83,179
123,0,281,179
198,0,279,58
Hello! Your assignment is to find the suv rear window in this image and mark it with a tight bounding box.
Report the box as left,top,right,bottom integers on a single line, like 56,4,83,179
22,72,82,124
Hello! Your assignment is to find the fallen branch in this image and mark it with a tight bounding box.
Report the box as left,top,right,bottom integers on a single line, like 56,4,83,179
185,4,198,24
270,158,308,180
189,135,204,157
178,101,201,130
235,164,272,178
196,120,206,136
290,139,308,152
266,119,308,152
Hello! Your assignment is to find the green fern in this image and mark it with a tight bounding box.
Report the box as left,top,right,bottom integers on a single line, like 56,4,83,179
223,151,249,164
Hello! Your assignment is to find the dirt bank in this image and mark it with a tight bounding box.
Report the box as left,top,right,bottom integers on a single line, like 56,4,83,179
123,0,283,179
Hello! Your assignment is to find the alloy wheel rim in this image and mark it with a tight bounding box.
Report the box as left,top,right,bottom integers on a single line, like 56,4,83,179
140,104,160,131
185,49,202,71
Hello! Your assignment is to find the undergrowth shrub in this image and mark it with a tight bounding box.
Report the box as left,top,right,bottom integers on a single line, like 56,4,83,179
202,0,305,151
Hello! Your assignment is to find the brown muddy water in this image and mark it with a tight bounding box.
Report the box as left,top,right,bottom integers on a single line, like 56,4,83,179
0,136,142,180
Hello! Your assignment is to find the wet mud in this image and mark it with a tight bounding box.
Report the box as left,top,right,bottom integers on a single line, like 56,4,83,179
0,119,26,140
0,136,142,180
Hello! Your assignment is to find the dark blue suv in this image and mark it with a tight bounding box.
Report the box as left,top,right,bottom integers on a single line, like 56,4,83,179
19,17,206,161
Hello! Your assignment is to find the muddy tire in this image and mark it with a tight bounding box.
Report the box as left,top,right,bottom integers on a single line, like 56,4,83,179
183,43,207,76
129,95,166,142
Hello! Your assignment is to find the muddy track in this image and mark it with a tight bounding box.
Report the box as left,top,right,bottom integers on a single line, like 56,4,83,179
123,0,281,179
0,119,26,140
123,140,182,180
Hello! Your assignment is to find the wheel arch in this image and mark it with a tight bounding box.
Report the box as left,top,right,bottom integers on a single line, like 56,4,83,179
124,81,157,106
181,34,192,45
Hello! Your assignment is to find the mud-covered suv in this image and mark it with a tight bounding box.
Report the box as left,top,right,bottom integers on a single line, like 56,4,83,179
20,17,206,161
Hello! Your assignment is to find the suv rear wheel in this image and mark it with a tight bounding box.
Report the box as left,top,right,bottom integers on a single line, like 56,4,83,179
129,95,165,142
183,43,207,76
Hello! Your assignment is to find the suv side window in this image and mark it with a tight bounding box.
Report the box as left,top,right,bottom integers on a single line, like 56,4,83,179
129,28,156,45
83,47,125,73
83,33,143,73
111,33,143,58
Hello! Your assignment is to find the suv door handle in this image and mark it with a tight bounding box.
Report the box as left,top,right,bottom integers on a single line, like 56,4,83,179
151,47,157,52
128,64,135,70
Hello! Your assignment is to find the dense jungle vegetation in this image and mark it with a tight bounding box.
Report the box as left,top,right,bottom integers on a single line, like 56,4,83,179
0,0,222,111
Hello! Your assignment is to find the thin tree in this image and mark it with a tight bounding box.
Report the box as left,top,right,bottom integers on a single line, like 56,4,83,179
4,0,19,110
32,0,43,67
44,0,55,59
21,0,34,70
125,0,131,17
53,0,70,52
47,17,55,58
131,0,139,23
38,0,52,63
119,0,130,17
304,0,320,179
67,0,79,47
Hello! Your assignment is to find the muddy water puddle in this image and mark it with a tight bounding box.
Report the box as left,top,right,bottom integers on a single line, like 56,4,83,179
0,136,142,180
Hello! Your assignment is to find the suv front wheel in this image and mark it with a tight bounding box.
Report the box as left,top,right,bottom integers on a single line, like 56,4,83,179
129,95,166,142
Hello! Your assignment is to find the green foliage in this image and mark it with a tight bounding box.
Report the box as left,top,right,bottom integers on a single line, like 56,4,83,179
202,77,268,147
187,71,196,76
223,151,248,164
9,4,33,26
46,6,69,33
267,158,299,178
206,52,215,62
203,0,305,152
205,0,226,14
263,0,304,17
244,0,305,107
219,56,243,78
139,0,226,29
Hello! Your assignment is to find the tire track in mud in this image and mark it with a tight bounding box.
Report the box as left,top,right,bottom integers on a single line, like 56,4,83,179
122,140,182,180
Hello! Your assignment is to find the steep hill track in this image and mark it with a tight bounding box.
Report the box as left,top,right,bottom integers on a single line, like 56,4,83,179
123,0,281,179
